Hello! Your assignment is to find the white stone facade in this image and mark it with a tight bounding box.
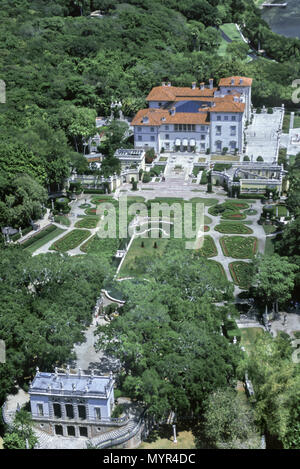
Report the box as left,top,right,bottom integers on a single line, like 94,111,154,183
132,77,252,155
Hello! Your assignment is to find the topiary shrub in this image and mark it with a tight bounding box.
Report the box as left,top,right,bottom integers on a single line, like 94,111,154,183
207,182,213,193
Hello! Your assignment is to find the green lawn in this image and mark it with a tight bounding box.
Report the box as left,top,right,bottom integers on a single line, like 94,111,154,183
220,236,257,259
54,215,71,226
276,205,288,217
51,229,91,252
119,237,169,278
24,227,66,254
265,236,275,255
263,224,277,235
282,113,300,133
139,426,195,450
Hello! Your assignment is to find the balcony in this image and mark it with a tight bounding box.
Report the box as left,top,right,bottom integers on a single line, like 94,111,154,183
31,413,130,426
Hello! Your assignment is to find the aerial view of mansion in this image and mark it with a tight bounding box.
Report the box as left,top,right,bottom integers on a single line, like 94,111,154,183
131,77,252,154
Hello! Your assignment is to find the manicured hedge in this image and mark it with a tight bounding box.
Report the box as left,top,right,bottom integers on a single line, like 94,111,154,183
224,319,241,342
75,216,100,229
229,261,254,289
11,232,21,241
21,225,57,248
208,201,248,220
239,193,264,199
220,236,257,259
83,189,106,194
214,223,253,234
22,226,33,236
195,236,217,258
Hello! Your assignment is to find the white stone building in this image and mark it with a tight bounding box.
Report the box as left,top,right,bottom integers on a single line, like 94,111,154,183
131,77,252,155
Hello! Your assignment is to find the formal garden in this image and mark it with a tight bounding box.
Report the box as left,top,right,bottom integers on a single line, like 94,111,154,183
229,261,254,289
75,216,100,229
220,236,258,259
22,225,67,254
51,229,91,252
214,223,253,234
208,201,250,220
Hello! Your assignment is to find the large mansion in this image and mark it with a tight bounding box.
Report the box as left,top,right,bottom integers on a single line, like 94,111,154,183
131,77,252,154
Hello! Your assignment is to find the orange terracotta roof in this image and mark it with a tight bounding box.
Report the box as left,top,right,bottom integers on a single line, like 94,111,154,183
219,76,253,87
87,157,101,162
131,109,210,126
146,86,216,101
174,93,241,104
208,101,245,113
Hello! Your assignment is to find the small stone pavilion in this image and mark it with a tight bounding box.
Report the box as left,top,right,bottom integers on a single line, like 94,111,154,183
29,367,125,439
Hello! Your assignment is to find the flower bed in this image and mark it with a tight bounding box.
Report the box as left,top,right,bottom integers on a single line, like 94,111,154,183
195,235,217,258
220,236,257,259
51,229,91,252
85,207,97,215
229,261,254,289
75,216,100,229
214,223,253,234
208,201,248,220
207,260,226,280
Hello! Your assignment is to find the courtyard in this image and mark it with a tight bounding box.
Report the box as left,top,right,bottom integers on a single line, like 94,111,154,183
245,108,284,163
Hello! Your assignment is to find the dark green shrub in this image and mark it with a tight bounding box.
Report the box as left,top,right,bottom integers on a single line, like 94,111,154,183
200,170,208,184
111,404,125,418
21,225,57,249
143,172,151,183
83,189,105,194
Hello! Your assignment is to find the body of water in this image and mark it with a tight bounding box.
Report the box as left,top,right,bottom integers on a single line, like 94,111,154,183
261,0,300,38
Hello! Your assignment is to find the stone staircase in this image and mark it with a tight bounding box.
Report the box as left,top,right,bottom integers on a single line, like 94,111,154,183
90,416,141,449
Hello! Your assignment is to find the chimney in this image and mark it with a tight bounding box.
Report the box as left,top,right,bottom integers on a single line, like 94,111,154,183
239,78,243,85
162,82,166,87
192,82,196,90
200,82,205,90
170,107,176,116
231,78,235,85
209,78,214,89
167,82,171,87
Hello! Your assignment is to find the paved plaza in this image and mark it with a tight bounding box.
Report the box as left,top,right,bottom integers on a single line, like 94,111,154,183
245,109,284,162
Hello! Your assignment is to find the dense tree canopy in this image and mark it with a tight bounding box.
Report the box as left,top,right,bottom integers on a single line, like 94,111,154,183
0,248,112,403
240,333,300,449
96,247,240,419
